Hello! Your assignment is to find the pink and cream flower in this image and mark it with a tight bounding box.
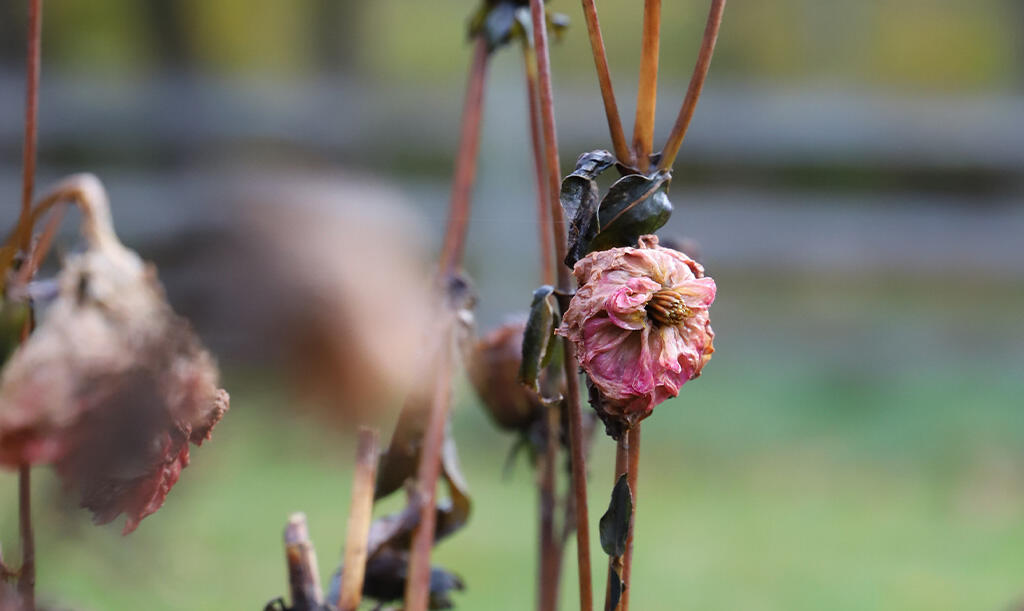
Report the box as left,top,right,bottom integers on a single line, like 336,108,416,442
557,235,715,425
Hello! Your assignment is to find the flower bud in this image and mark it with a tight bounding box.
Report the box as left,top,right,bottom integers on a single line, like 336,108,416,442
468,320,544,432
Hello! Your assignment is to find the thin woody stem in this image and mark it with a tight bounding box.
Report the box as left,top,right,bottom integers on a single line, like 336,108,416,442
17,465,34,608
619,425,641,611
337,428,379,611
406,33,490,611
526,35,562,609
17,2,42,607
402,330,453,611
580,0,633,167
529,1,594,609
603,437,629,611
20,0,42,231
521,39,555,287
632,0,662,173
537,403,562,611
283,513,324,608
657,0,725,172
437,37,490,275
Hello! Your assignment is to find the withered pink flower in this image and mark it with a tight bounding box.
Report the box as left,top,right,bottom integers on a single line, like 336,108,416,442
557,235,715,426
0,174,228,534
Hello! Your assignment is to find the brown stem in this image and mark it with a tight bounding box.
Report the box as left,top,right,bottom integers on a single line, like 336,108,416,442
632,0,662,173
580,0,633,167
284,513,324,608
337,428,380,611
17,465,34,609
402,332,453,611
437,37,490,275
20,0,42,233
521,39,555,287
529,1,593,609
619,425,641,611
657,0,726,172
537,403,562,611
602,436,629,611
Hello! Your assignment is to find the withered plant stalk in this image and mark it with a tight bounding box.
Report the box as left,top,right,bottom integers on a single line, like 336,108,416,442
522,29,563,611
405,35,490,611
521,39,555,287
538,404,563,611
529,1,594,609
658,0,726,172
337,428,379,611
284,513,324,607
580,0,633,167
16,1,43,606
438,38,490,275
632,0,662,172
403,335,454,611
603,439,629,610
619,425,641,611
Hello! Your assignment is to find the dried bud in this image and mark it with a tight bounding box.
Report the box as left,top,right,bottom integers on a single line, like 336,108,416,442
557,235,715,429
468,321,544,432
0,174,229,534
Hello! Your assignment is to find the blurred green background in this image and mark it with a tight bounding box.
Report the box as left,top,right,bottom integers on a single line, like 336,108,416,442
1,1,1023,609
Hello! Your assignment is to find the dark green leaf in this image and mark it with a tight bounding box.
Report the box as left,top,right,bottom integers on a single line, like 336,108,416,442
561,150,616,267
589,171,673,253
519,285,556,393
608,566,624,610
0,299,29,366
599,474,633,557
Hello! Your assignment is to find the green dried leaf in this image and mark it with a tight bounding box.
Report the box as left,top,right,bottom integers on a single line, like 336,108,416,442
436,428,472,539
518,285,556,393
0,299,29,366
608,565,624,610
561,150,616,267
599,474,633,557
589,171,673,253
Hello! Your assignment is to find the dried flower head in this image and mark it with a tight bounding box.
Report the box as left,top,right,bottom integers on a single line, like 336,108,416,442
468,320,544,432
0,174,228,534
557,235,715,428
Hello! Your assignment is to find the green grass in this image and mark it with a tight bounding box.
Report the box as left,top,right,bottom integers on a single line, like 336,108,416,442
1,357,1022,610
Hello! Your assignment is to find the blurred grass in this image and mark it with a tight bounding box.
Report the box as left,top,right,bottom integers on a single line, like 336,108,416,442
1,352,1022,610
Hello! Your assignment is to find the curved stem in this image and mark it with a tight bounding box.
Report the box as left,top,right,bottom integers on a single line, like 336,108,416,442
529,2,594,609
437,38,490,275
657,0,726,172
632,0,662,172
580,0,633,167
521,39,555,287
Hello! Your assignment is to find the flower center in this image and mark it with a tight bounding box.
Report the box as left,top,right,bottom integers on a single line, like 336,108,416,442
646,289,693,326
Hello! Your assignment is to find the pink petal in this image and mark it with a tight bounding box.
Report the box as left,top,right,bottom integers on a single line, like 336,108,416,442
606,277,660,330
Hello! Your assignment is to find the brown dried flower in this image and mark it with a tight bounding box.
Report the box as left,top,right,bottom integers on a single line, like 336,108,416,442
0,174,229,533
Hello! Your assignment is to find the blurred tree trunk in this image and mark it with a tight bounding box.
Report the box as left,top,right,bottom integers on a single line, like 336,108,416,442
312,0,365,74
0,3,27,66
144,0,192,71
